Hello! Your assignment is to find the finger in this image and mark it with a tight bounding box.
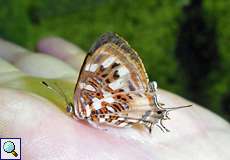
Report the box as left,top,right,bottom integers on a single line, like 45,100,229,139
0,38,30,63
0,57,74,111
0,39,77,79
0,88,156,160
14,53,77,79
0,58,19,74
37,37,86,70
0,58,25,87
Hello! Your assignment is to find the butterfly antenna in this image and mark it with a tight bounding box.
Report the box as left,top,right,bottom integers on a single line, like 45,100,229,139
41,81,70,103
41,81,74,113
149,81,192,112
164,104,192,112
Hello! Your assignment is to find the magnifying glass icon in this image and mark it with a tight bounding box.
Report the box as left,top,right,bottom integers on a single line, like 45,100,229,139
3,141,18,157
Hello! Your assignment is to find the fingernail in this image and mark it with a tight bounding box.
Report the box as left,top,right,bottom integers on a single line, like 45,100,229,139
0,58,24,84
37,37,86,70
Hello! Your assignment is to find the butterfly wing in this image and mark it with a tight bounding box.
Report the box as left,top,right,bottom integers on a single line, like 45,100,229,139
74,32,155,127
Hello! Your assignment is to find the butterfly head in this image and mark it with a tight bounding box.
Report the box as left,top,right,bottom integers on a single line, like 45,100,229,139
66,102,74,114
155,109,169,120
148,81,192,132
156,104,192,119
153,104,192,132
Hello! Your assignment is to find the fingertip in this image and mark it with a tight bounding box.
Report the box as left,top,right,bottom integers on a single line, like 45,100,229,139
37,37,86,70
14,54,77,79
0,39,30,63
0,58,19,74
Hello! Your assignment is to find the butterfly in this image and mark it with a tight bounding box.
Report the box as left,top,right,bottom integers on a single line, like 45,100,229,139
42,32,191,133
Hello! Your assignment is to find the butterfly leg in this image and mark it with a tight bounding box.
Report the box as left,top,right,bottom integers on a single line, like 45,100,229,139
149,81,165,110
149,81,158,92
156,119,170,132
143,121,154,133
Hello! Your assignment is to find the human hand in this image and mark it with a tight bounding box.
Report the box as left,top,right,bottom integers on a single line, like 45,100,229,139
0,37,229,160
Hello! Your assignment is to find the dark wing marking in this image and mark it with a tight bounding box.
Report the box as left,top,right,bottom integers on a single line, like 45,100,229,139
89,32,149,88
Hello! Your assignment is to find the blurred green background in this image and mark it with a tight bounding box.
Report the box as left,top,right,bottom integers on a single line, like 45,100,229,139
0,0,229,121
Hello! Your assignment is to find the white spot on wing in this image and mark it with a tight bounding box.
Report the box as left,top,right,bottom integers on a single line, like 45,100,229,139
126,119,138,123
85,105,91,117
80,97,84,103
85,64,90,71
92,98,101,110
84,64,98,72
109,79,125,90
84,85,96,91
89,64,98,72
102,56,116,68
117,67,129,77
102,90,112,98
118,122,128,127
79,83,86,89
103,97,114,103
99,118,105,123
107,106,115,112
92,97,115,110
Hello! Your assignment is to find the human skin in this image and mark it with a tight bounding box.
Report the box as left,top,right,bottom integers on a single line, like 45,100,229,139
0,37,230,160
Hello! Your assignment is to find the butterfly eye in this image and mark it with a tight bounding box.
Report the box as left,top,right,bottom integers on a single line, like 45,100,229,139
157,110,162,114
